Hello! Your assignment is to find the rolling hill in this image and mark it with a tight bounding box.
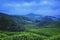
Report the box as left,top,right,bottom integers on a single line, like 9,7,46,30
0,12,60,40
0,13,33,31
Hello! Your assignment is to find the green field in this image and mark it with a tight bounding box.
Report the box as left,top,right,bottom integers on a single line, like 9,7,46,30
0,28,60,40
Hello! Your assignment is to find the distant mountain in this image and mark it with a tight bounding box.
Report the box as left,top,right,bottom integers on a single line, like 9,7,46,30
26,13,40,16
35,15,60,27
42,16,58,22
54,15,60,21
24,13,60,27
21,13,60,27
23,13,60,22
55,15,60,18
24,13,43,21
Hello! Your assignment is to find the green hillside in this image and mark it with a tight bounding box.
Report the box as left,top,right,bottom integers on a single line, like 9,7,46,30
0,13,60,40
0,13,33,32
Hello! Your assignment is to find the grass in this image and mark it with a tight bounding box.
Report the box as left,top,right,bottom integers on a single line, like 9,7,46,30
0,28,60,40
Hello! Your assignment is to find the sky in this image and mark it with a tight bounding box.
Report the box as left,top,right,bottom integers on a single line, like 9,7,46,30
0,0,60,15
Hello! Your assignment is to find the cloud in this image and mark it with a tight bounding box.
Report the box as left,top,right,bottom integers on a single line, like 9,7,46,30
0,0,60,15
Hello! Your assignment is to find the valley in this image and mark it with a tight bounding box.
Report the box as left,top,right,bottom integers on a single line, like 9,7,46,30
0,13,60,40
